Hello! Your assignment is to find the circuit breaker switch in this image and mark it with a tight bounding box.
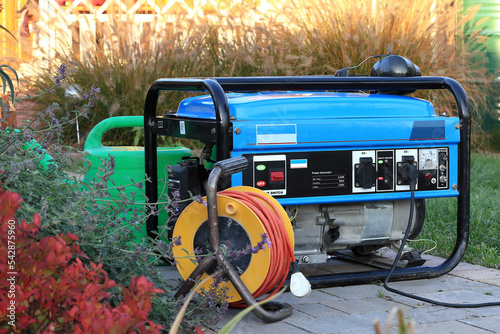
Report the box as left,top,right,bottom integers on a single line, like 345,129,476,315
270,171,285,182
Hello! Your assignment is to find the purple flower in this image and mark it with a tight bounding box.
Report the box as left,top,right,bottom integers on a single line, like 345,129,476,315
173,236,182,246
150,205,159,216
252,233,271,253
4,102,10,115
107,154,116,169
52,63,67,87
58,63,67,76
194,194,207,207
84,85,100,108
172,190,180,200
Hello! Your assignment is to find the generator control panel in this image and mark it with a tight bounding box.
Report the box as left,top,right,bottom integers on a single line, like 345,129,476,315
240,147,453,203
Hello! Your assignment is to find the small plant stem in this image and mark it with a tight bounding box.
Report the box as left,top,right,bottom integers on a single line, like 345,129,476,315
96,180,146,191
93,197,193,206
169,271,221,334
82,243,161,257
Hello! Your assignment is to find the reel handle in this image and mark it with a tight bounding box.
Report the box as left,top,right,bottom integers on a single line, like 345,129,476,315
195,156,293,323
213,156,248,177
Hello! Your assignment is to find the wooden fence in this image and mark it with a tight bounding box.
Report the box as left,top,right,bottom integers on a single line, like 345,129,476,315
1,0,265,59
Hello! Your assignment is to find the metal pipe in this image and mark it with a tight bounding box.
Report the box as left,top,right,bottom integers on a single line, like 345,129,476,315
204,79,231,163
144,86,159,238
206,166,223,253
213,75,448,92
438,78,470,273
207,157,250,252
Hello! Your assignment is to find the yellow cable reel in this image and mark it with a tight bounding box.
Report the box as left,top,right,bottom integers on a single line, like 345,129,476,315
172,186,294,303
230,186,294,248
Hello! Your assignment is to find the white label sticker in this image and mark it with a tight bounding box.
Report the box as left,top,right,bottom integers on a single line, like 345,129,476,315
290,159,308,169
256,124,297,145
180,121,186,135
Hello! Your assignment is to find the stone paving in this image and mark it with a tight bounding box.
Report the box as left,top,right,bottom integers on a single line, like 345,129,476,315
159,255,500,334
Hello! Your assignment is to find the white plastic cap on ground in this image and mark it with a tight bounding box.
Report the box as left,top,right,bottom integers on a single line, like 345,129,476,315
290,271,312,298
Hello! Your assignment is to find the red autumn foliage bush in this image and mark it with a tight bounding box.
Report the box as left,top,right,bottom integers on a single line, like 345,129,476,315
0,190,164,333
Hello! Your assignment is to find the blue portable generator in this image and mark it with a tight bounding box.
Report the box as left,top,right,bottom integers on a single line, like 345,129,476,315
143,55,470,322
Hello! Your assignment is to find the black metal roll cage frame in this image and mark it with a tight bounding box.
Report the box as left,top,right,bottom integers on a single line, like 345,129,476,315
143,76,470,290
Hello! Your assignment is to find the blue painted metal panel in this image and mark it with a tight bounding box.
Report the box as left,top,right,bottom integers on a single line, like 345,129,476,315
177,92,436,120
178,91,460,204
231,118,460,152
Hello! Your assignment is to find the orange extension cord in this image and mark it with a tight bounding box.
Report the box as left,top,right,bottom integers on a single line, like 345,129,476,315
220,189,295,308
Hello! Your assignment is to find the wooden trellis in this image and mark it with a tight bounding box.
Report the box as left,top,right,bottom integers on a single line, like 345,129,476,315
1,0,264,59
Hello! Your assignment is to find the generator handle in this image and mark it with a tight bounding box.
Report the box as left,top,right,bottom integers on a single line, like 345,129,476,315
212,156,248,176
144,78,231,161
144,78,232,238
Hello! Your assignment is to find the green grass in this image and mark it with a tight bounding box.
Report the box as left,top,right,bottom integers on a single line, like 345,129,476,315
417,153,500,269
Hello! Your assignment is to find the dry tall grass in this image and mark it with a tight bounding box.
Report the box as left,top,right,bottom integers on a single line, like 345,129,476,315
22,0,496,146
277,0,496,145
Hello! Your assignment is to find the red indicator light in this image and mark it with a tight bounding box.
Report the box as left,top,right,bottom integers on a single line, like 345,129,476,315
425,173,432,180
378,176,384,181
270,171,285,182
256,180,266,187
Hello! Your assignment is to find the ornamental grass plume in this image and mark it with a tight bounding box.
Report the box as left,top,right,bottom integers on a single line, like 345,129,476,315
23,0,495,147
